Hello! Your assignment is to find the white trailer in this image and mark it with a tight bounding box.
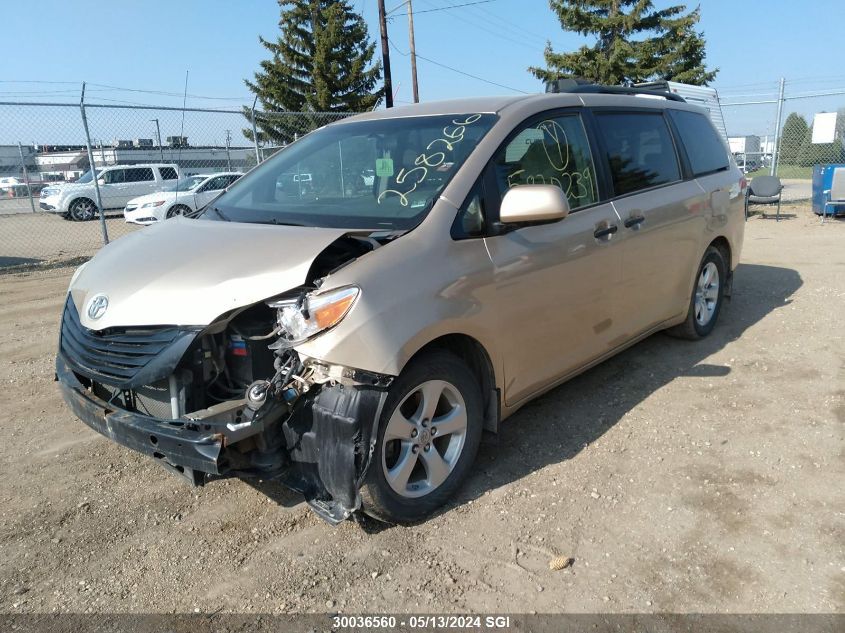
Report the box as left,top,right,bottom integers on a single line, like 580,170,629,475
636,81,728,144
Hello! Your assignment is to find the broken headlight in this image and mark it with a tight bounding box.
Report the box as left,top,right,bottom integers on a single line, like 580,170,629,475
268,286,359,345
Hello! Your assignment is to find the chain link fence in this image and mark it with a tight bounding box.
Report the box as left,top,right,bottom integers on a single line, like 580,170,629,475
721,82,845,203
3,80,844,268
0,102,353,268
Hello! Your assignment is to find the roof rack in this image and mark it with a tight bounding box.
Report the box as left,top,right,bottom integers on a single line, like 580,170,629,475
544,79,686,103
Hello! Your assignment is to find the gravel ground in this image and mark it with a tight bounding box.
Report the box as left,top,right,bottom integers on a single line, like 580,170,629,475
0,211,137,268
0,203,842,615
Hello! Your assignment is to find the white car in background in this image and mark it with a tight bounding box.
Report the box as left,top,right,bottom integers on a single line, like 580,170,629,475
0,176,21,196
40,164,180,220
123,172,242,225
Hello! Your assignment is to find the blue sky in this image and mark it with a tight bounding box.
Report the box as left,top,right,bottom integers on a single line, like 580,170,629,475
2,0,844,142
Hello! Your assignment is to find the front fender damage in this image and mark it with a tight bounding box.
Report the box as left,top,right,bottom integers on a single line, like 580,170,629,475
279,378,389,523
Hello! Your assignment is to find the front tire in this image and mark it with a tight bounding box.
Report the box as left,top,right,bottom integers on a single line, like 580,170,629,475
667,246,727,340
69,198,98,222
166,204,190,219
360,351,483,524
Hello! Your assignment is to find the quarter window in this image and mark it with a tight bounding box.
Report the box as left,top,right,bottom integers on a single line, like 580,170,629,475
125,167,154,183
669,110,730,176
492,114,598,211
595,112,681,196
159,167,178,180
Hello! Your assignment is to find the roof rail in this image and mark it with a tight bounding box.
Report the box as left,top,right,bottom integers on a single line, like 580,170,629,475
545,79,686,103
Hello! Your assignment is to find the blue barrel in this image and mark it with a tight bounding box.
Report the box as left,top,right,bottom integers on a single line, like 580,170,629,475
812,164,845,215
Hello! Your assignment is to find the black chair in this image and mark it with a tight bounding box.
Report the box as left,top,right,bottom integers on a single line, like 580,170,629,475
745,175,784,221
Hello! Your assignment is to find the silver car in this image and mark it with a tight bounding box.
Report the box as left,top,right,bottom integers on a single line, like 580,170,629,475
57,86,746,524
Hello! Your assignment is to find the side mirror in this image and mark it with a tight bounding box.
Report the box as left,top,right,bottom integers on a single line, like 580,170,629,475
97,178,105,186
499,185,570,225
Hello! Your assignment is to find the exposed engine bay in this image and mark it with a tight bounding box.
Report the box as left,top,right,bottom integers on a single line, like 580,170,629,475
58,232,398,523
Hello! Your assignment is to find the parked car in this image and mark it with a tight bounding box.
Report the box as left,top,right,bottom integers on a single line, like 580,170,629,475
57,86,745,524
0,176,22,196
124,172,243,225
39,164,180,221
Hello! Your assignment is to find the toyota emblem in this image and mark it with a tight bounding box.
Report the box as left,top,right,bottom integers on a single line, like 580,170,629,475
87,294,109,320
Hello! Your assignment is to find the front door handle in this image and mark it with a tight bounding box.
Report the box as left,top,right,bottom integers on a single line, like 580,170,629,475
594,224,618,239
624,215,645,229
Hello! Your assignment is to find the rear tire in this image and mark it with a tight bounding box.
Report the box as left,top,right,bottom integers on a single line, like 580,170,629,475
667,246,727,340
360,351,483,524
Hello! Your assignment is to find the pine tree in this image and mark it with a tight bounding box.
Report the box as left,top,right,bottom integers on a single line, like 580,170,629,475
244,0,382,144
638,6,717,84
778,113,808,166
530,1,717,87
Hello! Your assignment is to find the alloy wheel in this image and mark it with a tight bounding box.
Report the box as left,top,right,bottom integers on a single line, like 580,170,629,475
381,379,468,499
71,199,97,221
694,261,720,326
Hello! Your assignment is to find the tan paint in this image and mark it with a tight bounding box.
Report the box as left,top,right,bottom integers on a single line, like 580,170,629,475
68,93,746,424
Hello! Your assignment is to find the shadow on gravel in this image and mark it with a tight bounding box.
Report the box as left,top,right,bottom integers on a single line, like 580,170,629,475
446,262,803,515
0,256,42,268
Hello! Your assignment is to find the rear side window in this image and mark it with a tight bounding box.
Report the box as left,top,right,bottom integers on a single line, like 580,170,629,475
159,167,178,180
595,112,680,196
669,110,730,176
126,168,154,183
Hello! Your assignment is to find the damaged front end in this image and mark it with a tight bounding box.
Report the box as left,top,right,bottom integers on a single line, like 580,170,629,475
57,235,395,524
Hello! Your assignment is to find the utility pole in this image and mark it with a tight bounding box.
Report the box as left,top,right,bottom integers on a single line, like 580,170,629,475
407,0,419,103
377,0,393,108
770,77,786,177
150,118,164,161
224,129,232,172
17,142,36,214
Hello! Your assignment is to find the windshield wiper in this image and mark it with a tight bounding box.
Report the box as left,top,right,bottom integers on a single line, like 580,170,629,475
253,217,304,227
208,206,230,221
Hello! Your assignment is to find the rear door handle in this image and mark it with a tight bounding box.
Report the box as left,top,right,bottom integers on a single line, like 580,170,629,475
624,215,645,229
594,224,618,239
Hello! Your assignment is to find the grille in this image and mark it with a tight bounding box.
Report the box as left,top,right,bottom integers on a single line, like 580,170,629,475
60,296,195,388
92,378,176,419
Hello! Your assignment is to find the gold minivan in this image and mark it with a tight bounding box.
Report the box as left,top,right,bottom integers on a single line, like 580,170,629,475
58,86,746,524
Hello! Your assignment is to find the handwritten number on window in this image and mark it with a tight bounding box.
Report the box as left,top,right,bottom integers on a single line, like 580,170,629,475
378,114,484,206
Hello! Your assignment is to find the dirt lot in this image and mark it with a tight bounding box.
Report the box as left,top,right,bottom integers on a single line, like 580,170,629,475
0,211,138,268
0,204,842,615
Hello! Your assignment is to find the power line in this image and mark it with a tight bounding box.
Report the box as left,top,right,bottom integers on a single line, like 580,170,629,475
390,0,497,16
413,0,540,51
389,38,529,94
437,0,553,45
88,82,250,101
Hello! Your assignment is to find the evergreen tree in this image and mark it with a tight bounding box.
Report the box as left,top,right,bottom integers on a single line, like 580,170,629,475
244,0,382,144
530,1,717,87
778,113,808,165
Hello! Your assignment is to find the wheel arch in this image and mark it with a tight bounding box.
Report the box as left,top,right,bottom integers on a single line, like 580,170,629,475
708,235,732,296
709,236,731,271
402,333,499,433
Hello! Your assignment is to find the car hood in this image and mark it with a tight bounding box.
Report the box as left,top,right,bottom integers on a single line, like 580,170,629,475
69,216,352,330
126,190,189,207
44,182,86,195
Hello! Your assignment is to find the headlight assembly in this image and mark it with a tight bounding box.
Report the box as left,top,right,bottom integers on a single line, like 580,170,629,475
268,286,359,345
141,200,166,208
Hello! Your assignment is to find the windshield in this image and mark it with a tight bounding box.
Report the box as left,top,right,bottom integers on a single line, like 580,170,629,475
76,170,94,184
164,175,205,192
208,113,497,229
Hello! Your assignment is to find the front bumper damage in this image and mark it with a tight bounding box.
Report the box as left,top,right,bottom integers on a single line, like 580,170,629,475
56,352,391,524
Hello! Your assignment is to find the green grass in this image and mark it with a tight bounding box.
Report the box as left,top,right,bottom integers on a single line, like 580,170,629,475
746,164,813,180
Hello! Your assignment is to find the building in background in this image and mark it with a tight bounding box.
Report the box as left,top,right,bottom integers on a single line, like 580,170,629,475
35,138,252,181
0,145,38,182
